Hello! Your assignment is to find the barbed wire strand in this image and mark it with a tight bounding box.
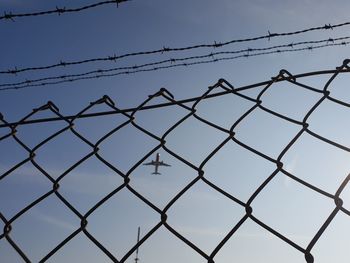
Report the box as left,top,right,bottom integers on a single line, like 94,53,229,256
0,0,131,22
1,21,349,75
1,40,349,91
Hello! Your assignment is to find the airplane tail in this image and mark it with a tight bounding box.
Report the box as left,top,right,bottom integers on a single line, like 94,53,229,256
152,172,161,175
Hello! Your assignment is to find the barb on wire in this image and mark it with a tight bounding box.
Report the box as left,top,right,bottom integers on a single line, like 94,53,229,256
1,40,349,91
1,20,350,75
0,0,131,22
1,60,350,262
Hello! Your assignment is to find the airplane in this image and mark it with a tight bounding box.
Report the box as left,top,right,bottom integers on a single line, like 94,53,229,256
143,153,171,175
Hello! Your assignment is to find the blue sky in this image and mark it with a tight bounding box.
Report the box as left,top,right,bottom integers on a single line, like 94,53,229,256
1,1,350,262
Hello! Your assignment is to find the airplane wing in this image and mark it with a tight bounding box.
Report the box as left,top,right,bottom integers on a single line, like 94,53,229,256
159,161,171,167
143,161,155,166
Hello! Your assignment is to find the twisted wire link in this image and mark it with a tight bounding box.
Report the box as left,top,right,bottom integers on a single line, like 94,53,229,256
1,60,350,262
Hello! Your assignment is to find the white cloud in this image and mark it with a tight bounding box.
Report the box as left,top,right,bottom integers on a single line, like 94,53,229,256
31,210,77,231
235,229,310,243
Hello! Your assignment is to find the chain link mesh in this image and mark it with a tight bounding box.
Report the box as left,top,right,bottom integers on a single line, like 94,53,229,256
2,60,350,262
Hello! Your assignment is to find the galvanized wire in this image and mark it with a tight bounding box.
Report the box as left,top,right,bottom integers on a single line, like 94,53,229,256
1,59,350,262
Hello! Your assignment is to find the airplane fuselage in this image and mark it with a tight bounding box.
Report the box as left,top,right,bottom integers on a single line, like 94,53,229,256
153,153,161,174
143,153,171,175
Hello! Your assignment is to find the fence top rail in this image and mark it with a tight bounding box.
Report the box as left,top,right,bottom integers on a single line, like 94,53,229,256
1,67,349,129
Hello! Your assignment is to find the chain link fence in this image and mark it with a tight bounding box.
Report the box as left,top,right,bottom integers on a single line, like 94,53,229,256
1,60,350,262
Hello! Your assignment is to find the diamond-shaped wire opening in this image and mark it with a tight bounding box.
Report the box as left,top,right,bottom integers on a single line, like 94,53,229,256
72,104,130,144
0,136,29,175
165,117,228,166
97,123,159,174
166,180,246,254
312,212,350,262
129,149,198,208
204,139,276,202
307,99,350,148
132,97,191,137
325,72,350,104
293,74,330,92
250,171,335,247
32,130,94,179
259,80,323,121
8,194,80,262
14,119,68,149
281,133,350,193
234,107,301,158
0,163,52,218
194,91,255,130
237,85,266,100
56,156,124,214
86,188,160,260
139,226,206,263
214,218,305,262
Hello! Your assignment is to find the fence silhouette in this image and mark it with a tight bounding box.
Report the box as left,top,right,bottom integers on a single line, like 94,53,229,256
1,60,350,262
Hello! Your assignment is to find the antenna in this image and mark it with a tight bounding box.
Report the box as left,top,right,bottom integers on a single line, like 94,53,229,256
134,227,140,263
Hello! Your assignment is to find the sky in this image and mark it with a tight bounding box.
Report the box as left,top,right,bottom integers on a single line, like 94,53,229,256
1,0,350,262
